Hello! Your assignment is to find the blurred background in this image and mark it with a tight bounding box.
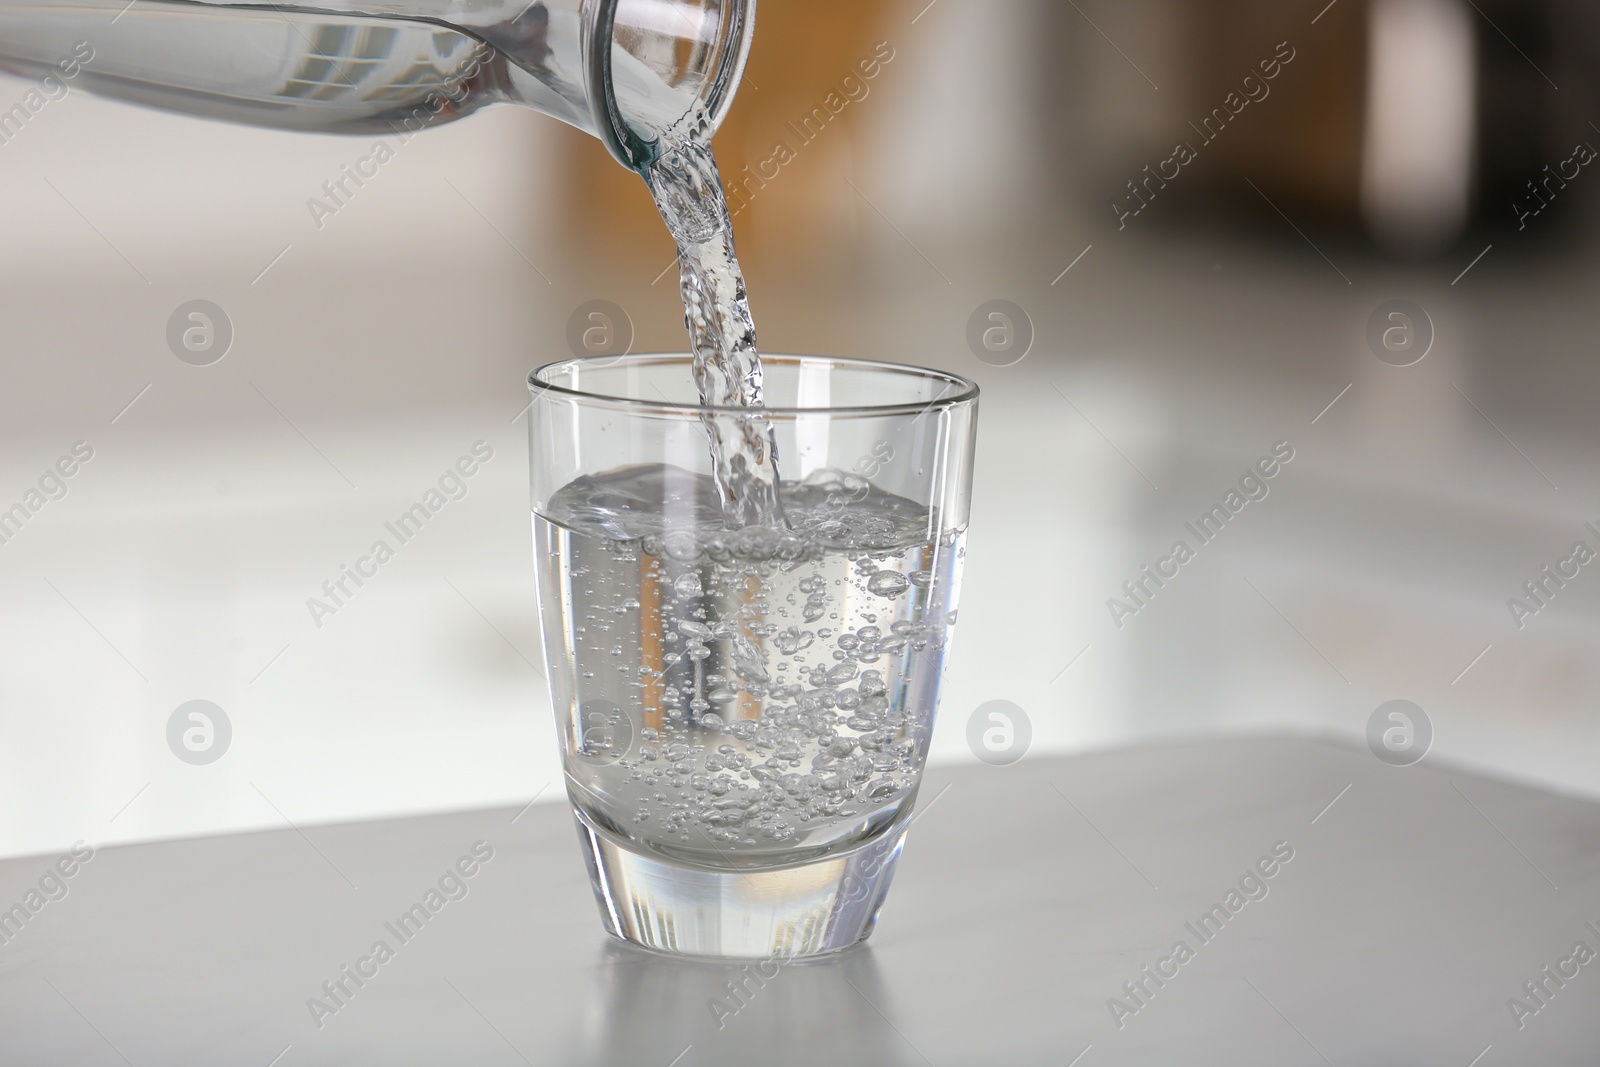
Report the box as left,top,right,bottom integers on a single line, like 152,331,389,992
4,0,1600,859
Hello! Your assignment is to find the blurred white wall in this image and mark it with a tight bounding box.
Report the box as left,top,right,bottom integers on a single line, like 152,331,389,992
864,0,1055,241
0,79,573,860
6,0,1600,865
0,80,554,285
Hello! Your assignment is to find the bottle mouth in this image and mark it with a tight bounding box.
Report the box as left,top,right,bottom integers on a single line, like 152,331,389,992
591,0,755,171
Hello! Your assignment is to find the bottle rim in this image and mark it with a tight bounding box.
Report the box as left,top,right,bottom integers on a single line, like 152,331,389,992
590,0,757,171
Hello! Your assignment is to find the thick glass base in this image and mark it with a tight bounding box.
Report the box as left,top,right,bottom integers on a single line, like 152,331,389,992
572,807,908,959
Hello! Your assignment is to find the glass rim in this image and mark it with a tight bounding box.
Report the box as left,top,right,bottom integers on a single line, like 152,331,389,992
529,353,981,418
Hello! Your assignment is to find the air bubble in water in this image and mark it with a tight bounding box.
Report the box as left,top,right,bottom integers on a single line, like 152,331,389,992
867,571,909,598
537,463,968,864
774,627,814,654
662,531,699,561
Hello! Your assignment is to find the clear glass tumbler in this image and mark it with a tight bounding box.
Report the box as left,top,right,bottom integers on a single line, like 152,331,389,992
528,353,978,958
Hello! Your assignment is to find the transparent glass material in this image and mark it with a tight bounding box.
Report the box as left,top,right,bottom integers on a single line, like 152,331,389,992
529,354,979,958
0,0,753,169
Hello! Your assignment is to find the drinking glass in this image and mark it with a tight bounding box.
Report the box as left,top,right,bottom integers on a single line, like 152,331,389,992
528,353,978,958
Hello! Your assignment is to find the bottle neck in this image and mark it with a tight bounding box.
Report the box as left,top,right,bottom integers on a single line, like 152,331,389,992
592,0,755,172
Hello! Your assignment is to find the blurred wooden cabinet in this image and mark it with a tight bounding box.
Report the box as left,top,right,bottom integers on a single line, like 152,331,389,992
1185,0,1369,224
553,0,1600,268
558,0,901,269
1047,0,1600,249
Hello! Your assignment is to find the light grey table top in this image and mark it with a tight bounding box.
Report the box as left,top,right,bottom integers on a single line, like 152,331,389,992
3,736,1597,1066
